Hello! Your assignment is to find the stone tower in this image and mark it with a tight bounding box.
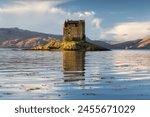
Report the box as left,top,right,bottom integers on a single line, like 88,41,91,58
63,20,85,41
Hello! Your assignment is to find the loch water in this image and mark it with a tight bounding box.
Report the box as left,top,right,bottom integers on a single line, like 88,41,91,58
0,48,150,99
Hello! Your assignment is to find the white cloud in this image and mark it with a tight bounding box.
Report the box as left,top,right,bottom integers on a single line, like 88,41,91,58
0,1,64,13
73,11,95,18
103,21,150,41
92,18,102,29
2,1,150,41
0,0,102,40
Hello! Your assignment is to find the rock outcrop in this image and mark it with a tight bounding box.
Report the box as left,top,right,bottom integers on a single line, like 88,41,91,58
32,40,110,51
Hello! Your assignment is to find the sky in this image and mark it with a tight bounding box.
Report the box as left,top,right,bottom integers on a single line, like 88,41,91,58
0,0,150,41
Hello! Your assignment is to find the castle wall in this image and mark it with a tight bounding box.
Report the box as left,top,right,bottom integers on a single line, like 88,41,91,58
63,20,85,41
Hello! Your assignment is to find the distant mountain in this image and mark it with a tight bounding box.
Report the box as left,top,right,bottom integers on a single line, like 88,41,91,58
0,28,62,48
0,27,149,49
90,36,150,49
0,27,111,49
0,27,62,40
137,36,150,49
112,36,150,49
86,38,113,49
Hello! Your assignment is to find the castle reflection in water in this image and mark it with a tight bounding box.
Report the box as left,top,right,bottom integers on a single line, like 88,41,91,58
63,51,85,82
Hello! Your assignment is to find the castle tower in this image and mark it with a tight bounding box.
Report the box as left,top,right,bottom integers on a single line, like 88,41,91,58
63,20,85,41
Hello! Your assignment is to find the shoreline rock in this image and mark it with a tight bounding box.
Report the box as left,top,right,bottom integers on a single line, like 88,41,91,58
32,40,110,51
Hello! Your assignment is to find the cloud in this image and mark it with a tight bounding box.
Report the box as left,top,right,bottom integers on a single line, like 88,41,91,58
92,18,102,29
102,21,150,41
0,0,102,40
0,0,65,13
2,1,150,41
72,11,95,17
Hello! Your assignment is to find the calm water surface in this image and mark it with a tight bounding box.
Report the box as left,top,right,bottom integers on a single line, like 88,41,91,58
0,48,150,99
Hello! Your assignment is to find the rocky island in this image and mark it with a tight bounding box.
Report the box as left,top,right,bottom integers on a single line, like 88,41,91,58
32,20,109,51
